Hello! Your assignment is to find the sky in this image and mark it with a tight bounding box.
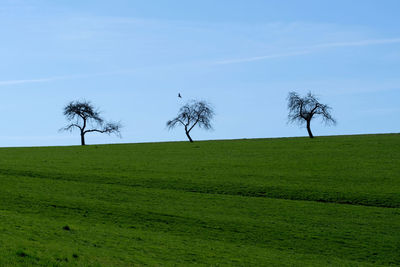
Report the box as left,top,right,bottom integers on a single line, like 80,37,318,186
0,0,399,146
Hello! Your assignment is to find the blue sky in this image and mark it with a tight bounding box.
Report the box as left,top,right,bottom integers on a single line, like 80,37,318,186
0,0,399,146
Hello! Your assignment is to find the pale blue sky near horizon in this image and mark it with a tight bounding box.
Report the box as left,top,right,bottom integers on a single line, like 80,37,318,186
0,0,399,146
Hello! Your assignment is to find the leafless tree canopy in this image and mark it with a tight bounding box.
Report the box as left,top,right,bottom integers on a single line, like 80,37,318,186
167,100,214,142
287,91,336,138
61,100,121,145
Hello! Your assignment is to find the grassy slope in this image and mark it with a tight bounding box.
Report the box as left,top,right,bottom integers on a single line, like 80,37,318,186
0,134,399,266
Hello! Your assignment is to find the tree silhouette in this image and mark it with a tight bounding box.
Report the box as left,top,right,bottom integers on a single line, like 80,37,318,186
287,91,336,138
167,100,214,142
61,100,121,145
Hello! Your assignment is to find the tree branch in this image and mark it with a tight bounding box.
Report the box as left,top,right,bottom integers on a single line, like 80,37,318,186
59,123,82,132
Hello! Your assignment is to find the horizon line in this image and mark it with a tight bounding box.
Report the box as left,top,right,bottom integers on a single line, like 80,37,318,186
0,132,397,149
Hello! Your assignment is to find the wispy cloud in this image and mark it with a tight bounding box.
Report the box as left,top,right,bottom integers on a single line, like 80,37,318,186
2,37,400,86
0,77,62,86
213,37,400,65
0,69,138,87
213,50,312,65
311,38,400,49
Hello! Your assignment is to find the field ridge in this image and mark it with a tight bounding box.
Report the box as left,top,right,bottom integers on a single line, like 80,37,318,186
0,166,398,209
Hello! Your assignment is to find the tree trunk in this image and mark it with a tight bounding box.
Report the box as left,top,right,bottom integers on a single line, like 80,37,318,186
306,120,314,138
81,132,86,146
81,118,87,146
185,130,194,143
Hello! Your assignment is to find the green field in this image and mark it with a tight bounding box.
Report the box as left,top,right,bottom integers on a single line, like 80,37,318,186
0,134,399,266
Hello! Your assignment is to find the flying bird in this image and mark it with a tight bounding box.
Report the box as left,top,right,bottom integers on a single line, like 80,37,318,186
178,93,182,98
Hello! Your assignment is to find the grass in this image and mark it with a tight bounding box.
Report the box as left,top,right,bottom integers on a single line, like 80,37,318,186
0,134,399,266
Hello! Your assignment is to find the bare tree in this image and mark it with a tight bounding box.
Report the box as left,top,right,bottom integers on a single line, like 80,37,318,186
167,100,214,142
60,100,121,145
287,91,336,138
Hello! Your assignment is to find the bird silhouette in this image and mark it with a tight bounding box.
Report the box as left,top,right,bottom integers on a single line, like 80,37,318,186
178,93,182,98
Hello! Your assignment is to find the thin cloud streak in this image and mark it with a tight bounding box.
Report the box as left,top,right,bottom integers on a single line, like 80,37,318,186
213,50,312,65
0,77,60,86
312,37,400,49
2,38,400,85
213,37,400,65
0,69,138,87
